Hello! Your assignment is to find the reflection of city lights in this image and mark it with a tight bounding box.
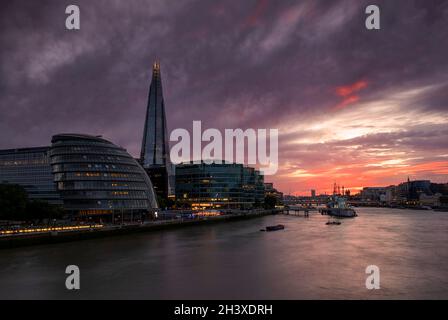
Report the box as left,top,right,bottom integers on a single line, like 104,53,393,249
194,210,222,217
0,224,103,236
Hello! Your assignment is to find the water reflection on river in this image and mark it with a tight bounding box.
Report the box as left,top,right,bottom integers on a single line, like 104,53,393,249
1,208,447,299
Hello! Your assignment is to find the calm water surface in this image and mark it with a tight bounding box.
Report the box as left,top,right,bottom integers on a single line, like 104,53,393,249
1,208,448,299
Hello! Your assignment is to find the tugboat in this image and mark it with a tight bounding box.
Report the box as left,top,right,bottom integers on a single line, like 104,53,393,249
326,220,341,225
320,195,357,218
262,224,285,232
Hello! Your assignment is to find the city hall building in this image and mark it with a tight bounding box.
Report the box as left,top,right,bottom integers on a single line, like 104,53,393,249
175,162,265,210
0,134,158,221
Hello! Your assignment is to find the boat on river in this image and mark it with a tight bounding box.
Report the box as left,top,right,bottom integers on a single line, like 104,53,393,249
320,196,357,218
326,220,341,225
261,224,285,232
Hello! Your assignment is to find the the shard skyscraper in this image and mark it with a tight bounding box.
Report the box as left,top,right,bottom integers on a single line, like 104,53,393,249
140,62,173,201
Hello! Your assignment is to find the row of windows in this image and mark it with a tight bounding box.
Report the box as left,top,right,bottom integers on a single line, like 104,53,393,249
176,179,243,185
77,208,151,215
0,159,48,167
176,182,265,187
176,170,262,175
176,171,242,177
0,178,54,186
177,198,263,203
177,167,262,173
0,173,53,180
177,193,264,198
176,166,263,177
61,190,148,199
0,170,54,178
52,140,114,148
0,179,58,190
51,163,139,174
177,186,243,192
50,146,129,157
63,199,149,210
177,182,242,187
78,209,112,215
50,154,136,165
177,187,243,192
53,172,145,181
57,181,148,191
0,151,49,161
175,175,261,182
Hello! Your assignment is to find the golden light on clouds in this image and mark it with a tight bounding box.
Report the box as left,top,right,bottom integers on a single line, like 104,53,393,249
271,83,448,195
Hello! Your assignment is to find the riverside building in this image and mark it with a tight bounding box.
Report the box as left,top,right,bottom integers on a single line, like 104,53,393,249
0,147,62,205
0,134,158,221
175,162,265,210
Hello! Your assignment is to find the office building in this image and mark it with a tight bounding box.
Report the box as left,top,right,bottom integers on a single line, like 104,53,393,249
360,187,387,201
49,134,158,220
175,162,265,210
264,182,284,202
0,134,159,221
0,147,62,204
140,62,174,200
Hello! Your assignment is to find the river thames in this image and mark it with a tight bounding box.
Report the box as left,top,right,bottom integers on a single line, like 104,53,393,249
0,207,447,299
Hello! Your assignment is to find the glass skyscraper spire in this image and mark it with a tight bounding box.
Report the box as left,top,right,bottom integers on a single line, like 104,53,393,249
140,62,173,199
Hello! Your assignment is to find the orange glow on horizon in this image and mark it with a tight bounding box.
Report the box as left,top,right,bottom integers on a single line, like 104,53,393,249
271,160,448,196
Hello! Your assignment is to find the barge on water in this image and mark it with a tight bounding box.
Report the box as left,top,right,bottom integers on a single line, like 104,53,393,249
260,224,285,232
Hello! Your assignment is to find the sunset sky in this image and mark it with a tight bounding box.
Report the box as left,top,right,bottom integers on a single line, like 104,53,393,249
1,0,447,195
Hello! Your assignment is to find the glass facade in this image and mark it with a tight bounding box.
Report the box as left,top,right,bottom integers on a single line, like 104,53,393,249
140,62,174,198
49,134,158,218
175,162,265,210
0,147,62,204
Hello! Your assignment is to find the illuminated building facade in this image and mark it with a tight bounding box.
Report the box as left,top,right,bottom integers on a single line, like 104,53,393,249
49,134,158,220
360,187,387,201
264,182,284,202
0,147,62,204
175,162,265,210
140,62,174,200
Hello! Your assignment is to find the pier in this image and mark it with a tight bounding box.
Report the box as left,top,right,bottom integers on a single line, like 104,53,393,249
282,206,316,217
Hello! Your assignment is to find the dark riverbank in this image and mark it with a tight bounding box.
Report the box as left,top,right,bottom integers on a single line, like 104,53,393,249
0,209,279,249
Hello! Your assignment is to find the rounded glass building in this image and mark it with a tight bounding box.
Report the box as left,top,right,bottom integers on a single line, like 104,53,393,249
49,134,158,221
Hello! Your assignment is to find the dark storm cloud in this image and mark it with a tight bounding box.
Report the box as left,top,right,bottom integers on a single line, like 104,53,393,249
1,0,448,193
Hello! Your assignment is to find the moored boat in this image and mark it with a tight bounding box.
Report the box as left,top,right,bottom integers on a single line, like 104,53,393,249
265,224,285,231
320,196,357,218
